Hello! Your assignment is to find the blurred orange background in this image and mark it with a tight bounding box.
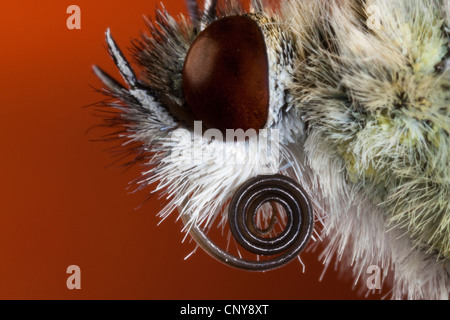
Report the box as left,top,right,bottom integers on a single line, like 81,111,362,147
0,0,388,299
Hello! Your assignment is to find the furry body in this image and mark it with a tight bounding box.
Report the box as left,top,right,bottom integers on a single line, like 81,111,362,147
94,0,450,299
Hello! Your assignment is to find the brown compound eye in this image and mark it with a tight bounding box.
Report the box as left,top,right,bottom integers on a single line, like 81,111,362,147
182,16,269,133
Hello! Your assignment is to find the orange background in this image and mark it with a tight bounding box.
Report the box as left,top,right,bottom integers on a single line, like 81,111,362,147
0,0,388,299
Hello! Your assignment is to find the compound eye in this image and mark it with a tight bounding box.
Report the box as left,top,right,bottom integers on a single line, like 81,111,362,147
183,16,269,133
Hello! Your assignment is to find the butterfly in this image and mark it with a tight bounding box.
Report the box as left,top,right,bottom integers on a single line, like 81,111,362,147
93,0,450,299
